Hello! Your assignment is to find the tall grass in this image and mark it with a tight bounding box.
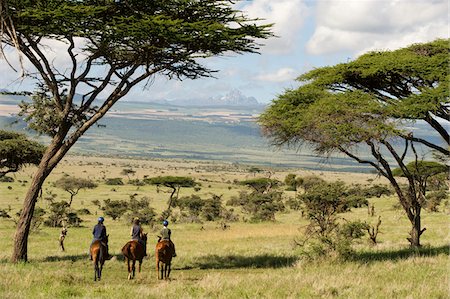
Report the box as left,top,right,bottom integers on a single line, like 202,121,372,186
0,156,448,298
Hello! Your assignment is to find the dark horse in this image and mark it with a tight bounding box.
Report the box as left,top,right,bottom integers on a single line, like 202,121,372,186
90,235,108,281
122,233,148,280
155,238,174,280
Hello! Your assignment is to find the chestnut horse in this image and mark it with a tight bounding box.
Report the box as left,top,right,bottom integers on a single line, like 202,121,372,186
122,233,147,280
90,236,108,281
155,238,174,280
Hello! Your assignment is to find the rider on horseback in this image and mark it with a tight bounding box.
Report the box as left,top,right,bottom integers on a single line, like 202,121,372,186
91,217,112,260
160,220,177,257
130,217,147,256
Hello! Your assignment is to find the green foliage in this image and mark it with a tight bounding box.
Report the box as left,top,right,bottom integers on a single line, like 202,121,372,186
0,130,45,177
259,39,449,247
176,195,204,217
284,173,299,191
0,176,14,182
229,190,284,222
54,176,97,195
128,179,145,186
297,175,325,191
425,190,449,212
126,196,156,225
43,201,81,227
145,176,195,188
299,182,352,237
392,161,449,179
201,194,223,221
105,178,124,186
101,199,128,220
239,178,281,194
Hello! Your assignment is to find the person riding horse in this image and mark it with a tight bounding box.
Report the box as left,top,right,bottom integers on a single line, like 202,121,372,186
159,220,176,257
130,217,147,256
90,217,112,260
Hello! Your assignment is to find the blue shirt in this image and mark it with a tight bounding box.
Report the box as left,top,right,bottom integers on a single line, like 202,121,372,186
92,224,107,240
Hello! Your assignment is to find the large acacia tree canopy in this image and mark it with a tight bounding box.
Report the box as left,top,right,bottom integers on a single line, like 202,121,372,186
259,39,449,155
6,0,272,78
0,130,45,176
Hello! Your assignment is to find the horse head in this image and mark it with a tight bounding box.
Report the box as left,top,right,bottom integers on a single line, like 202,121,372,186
142,232,148,244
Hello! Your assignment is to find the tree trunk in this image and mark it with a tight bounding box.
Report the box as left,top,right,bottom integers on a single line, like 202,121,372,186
11,164,50,262
407,205,424,247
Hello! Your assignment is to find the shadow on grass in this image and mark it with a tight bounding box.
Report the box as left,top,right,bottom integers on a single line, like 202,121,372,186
351,245,449,263
41,253,126,262
178,254,299,270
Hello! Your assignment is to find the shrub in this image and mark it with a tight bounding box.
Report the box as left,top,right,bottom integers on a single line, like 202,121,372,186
202,195,223,221
0,208,11,218
105,178,124,185
425,190,449,212
102,199,128,220
234,190,284,222
43,202,82,227
77,208,91,215
126,196,156,224
298,175,325,191
128,179,145,186
0,176,14,182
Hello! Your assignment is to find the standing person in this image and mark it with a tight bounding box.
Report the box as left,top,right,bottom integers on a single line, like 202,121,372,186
59,226,68,251
91,217,112,260
160,220,176,257
130,217,147,256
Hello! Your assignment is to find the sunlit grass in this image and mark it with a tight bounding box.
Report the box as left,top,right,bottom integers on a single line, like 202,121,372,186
0,156,448,298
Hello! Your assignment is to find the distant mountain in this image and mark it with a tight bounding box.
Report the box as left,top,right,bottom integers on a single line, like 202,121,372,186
157,89,262,107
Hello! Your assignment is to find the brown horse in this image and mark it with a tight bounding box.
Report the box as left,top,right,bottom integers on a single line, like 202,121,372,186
122,233,147,280
90,236,108,281
155,238,174,280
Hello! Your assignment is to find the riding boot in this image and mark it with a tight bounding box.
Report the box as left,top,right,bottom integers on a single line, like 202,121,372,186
106,245,112,260
171,241,177,257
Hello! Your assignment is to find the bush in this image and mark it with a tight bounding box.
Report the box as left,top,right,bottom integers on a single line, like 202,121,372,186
202,195,223,221
175,195,204,217
0,176,14,182
77,208,91,215
298,175,325,191
0,208,11,218
425,190,449,212
43,202,83,227
128,179,145,186
126,196,156,224
105,178,124,185
102,199,128,220
232,190,284,222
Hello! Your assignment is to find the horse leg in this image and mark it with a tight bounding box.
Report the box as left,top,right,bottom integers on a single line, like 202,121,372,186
132,259,136,279
167,263,171,279
156,258,160,280
94,260,98,281
138,259,142,273
127,258,132,280
99,262,103,281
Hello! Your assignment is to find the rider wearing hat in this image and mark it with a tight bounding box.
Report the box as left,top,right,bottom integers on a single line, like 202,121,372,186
160,220,176,257
130,217,147,256
91,216,112,260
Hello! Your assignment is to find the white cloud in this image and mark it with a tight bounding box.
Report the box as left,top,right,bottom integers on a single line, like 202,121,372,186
240,0,309,54
306,0,448,55
255,67,297,82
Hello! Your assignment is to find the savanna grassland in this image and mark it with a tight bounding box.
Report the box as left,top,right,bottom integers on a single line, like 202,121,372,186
0,155,448,298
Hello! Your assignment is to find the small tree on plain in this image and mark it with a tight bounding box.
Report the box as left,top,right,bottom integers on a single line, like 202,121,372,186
54,176,97,207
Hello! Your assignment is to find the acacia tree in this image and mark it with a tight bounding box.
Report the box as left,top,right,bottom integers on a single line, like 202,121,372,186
260,39,449,247
0,0,272,262
0,130,45,178
54,175,97,207
146,176,196,212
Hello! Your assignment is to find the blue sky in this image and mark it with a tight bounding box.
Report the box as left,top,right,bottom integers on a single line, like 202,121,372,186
0,0,448,104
